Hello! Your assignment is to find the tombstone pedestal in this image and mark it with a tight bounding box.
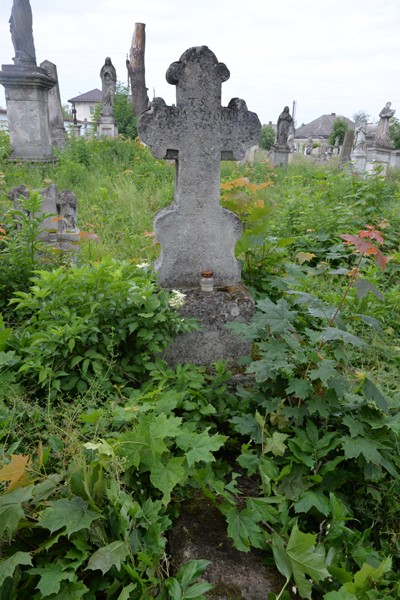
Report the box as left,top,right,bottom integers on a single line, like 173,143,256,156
97,116,118,138
365,146,391,175
0,63,57,162
352,150,367,174
70,124,82,138
389,150,400,169
161,286,255,367
270,144,290,168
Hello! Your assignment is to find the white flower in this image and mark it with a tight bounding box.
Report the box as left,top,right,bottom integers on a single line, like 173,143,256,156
137,262,149,269
168,289,186,309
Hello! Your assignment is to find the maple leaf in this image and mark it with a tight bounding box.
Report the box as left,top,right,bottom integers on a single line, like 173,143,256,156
359,227,384,244
296,252,316,264
340,234,376,254
39,496,102,537
0,454,31,491
340,234,388,271
85,540,129,574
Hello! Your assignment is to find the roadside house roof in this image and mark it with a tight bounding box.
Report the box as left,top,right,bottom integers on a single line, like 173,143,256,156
295,113,355,139
67,88,102,103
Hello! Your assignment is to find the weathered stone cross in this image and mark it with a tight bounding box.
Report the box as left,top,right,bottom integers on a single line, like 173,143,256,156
138,46,261,288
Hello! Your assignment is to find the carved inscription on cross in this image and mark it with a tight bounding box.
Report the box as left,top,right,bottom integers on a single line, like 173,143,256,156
138,46,261,288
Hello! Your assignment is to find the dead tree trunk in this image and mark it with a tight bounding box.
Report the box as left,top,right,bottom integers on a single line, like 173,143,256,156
126,22,150,117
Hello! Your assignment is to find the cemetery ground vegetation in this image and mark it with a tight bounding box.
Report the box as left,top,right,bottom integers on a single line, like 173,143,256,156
0,134,400,599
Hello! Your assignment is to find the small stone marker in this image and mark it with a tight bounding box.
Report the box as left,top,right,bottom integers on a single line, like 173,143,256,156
339,130,355,168
138,46,261,289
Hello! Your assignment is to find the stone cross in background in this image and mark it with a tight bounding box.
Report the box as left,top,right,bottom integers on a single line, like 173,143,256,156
138,46,261,289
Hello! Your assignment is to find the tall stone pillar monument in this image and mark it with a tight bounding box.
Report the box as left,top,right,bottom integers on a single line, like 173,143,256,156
0,0,56,161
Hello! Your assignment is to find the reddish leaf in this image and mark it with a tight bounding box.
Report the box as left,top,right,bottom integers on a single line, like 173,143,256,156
373,249,389,272
340,234,375,254
359,228,384,244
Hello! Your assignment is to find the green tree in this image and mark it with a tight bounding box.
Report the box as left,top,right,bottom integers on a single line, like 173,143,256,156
114,82,137,139
93,82,138,139
328,117,348,146
62,103,73,120
353,110,369,125
389,116,400,149
259,124,275,150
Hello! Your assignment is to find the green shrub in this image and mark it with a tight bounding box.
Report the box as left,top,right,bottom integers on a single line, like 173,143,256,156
7,259,194,400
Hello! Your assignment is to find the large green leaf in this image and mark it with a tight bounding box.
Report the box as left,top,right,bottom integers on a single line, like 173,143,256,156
39,495,102,537
44,581,88,599
116,583,137,600
0,551,32,587
272,524,329,599
294,491,330,516
176,429,226,467
363,378,388,412
319,327,367,348
224,507,264,552
29,564,75,596
286,524,329,598
85,540,129,575
148,413,183,456
0,485,33,538
256,298,297,333
342,437,382,465
272,533,292,580
149,456,185,504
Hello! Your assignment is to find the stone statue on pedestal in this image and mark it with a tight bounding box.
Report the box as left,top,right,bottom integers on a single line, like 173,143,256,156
276,106,293,146
375,102,395,148
100,57,117,116
9,0,36,65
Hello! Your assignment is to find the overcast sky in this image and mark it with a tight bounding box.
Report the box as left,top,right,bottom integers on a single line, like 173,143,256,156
0,0,399,126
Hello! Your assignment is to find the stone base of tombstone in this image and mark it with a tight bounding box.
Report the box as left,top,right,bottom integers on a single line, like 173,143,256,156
50,127,68,148
270,144,290,168
352,150,367,174
365,146,391,176
0,63,57,162
97,116,118,138
70,124,82,138
389,150,400,169
161,285,254,367
154,205,242,289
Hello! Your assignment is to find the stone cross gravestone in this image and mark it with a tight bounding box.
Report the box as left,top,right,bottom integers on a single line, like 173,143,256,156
138,46,261,289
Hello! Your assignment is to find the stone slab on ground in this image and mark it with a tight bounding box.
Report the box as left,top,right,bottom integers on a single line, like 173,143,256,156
161,286,254,367
168,496,289,599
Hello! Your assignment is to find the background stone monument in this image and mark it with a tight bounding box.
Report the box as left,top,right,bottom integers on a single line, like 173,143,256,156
365,101,396,176
138,46,261,366
8,184,80,250
270,105,293,168
40,60,67,149
97,57,118,138
0,0,57,161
